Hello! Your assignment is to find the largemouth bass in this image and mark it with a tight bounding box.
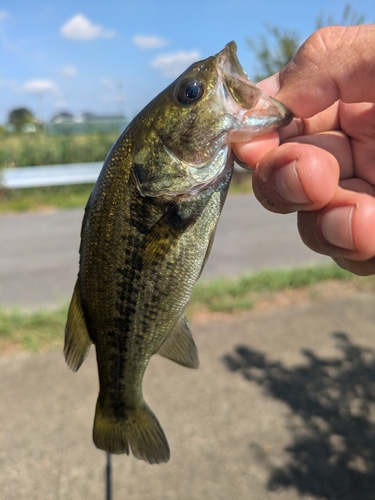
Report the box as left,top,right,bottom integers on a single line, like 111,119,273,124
64,41,292,464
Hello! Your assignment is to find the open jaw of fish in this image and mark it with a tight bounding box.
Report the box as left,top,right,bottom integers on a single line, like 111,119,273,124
64,42,292,464
132,41,292,198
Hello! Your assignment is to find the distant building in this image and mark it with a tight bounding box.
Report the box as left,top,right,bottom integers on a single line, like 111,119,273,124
80,112,126,122
22,123,37,133
51,112,75,124
47,112,128,135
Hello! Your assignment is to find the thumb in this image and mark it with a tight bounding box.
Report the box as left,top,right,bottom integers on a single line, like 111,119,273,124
274,25,375,118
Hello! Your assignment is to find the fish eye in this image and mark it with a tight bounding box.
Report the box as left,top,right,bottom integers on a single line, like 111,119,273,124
176,79,204,105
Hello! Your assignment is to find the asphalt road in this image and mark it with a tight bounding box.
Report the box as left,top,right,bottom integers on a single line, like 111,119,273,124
0,194,330,308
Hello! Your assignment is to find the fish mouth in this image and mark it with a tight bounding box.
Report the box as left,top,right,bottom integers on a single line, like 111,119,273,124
216,41,293,141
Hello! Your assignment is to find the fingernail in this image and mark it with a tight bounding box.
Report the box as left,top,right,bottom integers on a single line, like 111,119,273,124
321,206,356,251
275,160,311,205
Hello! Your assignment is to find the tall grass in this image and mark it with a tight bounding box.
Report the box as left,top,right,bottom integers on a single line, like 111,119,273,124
0,132,119,168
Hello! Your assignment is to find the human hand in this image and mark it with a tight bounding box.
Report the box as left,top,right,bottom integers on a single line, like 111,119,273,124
234,25,375,275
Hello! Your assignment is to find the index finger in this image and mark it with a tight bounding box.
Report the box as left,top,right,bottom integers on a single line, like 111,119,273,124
278,102,339,142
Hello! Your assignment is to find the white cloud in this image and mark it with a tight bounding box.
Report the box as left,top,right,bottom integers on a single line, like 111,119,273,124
151,50,201,78
61,65,77,77
22,79,58,93
60,14,115,40
132,35,168,50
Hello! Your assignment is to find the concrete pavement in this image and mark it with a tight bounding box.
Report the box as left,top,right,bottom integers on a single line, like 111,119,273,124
2,291,375,499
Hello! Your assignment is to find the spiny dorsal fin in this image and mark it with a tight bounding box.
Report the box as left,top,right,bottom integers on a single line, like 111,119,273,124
157,315,199,369
64,280,92,372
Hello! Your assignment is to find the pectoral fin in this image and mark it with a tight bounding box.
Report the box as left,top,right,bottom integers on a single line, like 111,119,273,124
157,315,199,369
64,280,92,372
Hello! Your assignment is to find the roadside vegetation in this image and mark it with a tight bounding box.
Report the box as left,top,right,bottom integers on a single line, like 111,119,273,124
0,180,253,214
0,305,68,354
0,183,95,212
1,264,374,355
0,171,252,214
0,132,118,168
188,265,372,313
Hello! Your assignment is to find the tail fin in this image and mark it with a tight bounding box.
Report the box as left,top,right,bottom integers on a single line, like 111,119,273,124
93,397,170,464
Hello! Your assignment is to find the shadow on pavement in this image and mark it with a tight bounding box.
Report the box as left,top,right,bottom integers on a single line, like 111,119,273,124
223,332,375,500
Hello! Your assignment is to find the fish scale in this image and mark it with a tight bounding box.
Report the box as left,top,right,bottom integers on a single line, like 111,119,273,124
64,41,292,463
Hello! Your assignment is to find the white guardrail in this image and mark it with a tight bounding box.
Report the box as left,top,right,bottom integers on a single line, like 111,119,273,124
0,162,103,189
0,162,247,189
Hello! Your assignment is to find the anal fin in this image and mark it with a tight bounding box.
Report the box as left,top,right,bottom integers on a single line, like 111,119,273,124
157,315,199,369
64,279,92,372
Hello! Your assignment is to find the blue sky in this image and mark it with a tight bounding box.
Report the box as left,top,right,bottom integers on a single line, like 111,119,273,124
0,0,374,124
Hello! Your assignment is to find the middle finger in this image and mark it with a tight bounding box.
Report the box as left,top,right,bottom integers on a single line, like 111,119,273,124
283,131,354,180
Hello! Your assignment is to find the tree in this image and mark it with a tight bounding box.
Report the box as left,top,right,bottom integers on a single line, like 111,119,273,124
315,3,366,29
247,26,300,82
247,3,367,81
8,108,36,132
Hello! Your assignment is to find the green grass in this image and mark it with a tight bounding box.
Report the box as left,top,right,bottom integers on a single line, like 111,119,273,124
228,170,253,194
2,264,374,355
0,184,94,213
189,265,374,313
0,178,252,214
0,305,68,353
